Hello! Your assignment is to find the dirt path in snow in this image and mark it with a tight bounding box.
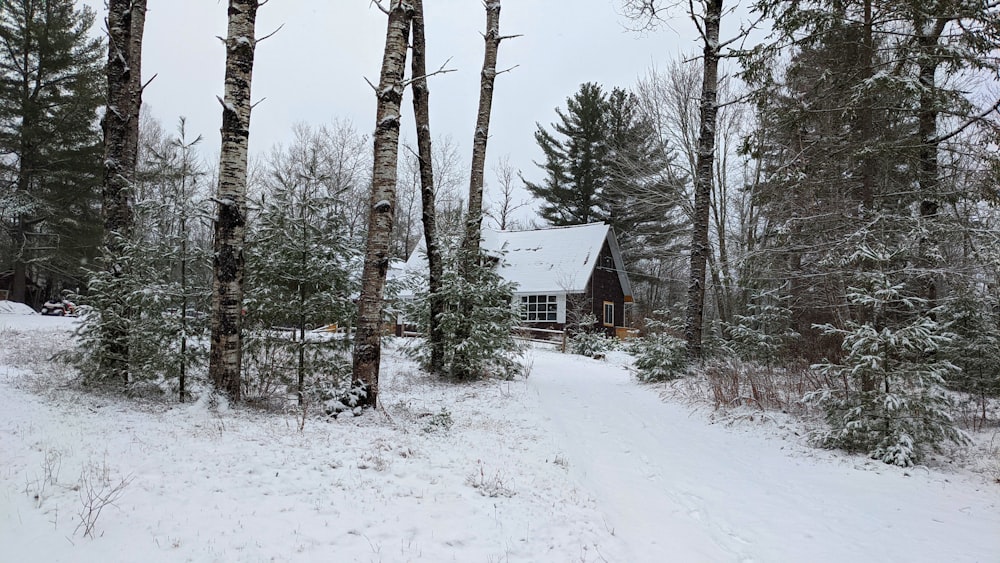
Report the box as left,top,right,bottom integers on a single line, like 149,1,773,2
526,350,1000,563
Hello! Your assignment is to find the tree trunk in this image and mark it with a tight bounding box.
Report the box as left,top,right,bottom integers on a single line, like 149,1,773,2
461,0,504,256
209,0,259,402
410,0,444,373
101,0,146,384
352,0,414,408
916,14,949,310
684,0,721,363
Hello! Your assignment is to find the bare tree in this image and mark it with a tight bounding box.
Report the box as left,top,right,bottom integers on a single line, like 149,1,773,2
408,0,445,373
486,155,528,230
352,0,414,407
208,0,260,401
461,0,514,256
101,0,147,383
622,0,727,362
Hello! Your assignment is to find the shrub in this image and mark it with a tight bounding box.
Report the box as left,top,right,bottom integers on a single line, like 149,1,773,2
631,332,687,382
569,330,615,357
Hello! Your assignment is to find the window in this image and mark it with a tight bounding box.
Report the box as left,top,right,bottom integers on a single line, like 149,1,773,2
521,295,558,322
603,301,614,327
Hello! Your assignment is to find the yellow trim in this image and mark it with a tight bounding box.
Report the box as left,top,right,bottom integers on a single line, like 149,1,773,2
602,301,614,327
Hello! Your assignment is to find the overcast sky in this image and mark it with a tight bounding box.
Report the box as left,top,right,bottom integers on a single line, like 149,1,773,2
81,0,713,218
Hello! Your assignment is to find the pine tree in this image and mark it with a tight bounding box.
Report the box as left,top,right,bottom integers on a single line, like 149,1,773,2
525,82,611,227
808,235,968,467
0,0,104,304
73,117,212,395
404,238,523,380
245,131,357,406
740,0,1000,364
727,285,798,366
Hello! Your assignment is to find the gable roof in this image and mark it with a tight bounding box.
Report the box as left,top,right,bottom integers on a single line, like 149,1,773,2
403,222,632,299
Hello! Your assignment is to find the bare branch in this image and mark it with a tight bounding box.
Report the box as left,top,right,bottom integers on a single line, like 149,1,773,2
140,72,157,93
931,98,1000,144
400,56,457,88
256,23,284,43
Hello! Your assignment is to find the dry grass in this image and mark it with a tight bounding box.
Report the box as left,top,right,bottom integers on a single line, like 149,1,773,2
701,358,827,415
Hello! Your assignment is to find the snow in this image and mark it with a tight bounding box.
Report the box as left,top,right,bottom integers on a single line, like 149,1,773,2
2,316,999,562
405,222,633,296
0,300,36,315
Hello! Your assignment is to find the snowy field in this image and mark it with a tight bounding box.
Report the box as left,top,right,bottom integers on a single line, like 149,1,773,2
1,312,999,562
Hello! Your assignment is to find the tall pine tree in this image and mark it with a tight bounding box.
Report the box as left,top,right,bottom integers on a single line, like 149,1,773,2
0,0,104,304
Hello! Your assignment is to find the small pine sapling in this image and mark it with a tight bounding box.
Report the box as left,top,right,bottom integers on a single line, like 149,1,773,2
807,243,968,466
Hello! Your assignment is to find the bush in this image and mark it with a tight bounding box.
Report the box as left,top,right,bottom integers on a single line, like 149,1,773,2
569,330,615,357
630,332,687,382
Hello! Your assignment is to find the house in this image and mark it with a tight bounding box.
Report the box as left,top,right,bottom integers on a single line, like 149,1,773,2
399,222,633,336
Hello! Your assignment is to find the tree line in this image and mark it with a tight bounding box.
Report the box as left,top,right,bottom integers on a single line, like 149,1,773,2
1,0,998,465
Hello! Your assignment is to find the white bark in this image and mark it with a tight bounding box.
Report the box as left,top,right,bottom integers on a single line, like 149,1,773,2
209,0,259,401
352,0,414,407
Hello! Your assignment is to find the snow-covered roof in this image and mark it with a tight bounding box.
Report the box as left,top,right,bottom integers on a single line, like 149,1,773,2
403,223,632,298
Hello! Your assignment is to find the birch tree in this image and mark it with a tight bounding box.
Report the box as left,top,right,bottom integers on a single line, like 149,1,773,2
101,0,146,383
352,0,413,407
208,0,259,401
461,0,511,256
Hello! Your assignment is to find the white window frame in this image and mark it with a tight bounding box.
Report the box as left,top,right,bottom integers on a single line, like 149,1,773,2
520,294,560,323
603,301,615,327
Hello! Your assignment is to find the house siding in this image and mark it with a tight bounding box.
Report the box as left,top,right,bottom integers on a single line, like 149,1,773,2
589,240,625,335
560,240,626,337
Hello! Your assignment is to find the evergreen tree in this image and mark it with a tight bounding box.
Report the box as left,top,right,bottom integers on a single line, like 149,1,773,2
727,285,798,366
72,118,212,396
244,131,358,406
525,82,611,227
808,235,968,467
405,242,523,381
742,0,1000,364
0,0,104,304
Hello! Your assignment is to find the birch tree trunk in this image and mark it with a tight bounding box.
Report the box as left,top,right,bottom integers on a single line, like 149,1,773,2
209,0,259,401
101,0,146,384
352,0,414,407
409,0,444,373
461,0,503,256
684,0,721,362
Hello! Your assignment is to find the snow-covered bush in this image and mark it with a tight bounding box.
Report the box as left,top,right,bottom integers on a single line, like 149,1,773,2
569,329,615,357
726,285,799,365
807,244,968,467
630,332,687,382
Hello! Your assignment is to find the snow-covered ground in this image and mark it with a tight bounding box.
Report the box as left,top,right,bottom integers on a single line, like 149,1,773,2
1,313,998,562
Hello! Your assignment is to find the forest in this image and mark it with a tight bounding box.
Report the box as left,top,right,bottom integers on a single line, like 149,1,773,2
1,0,999,468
